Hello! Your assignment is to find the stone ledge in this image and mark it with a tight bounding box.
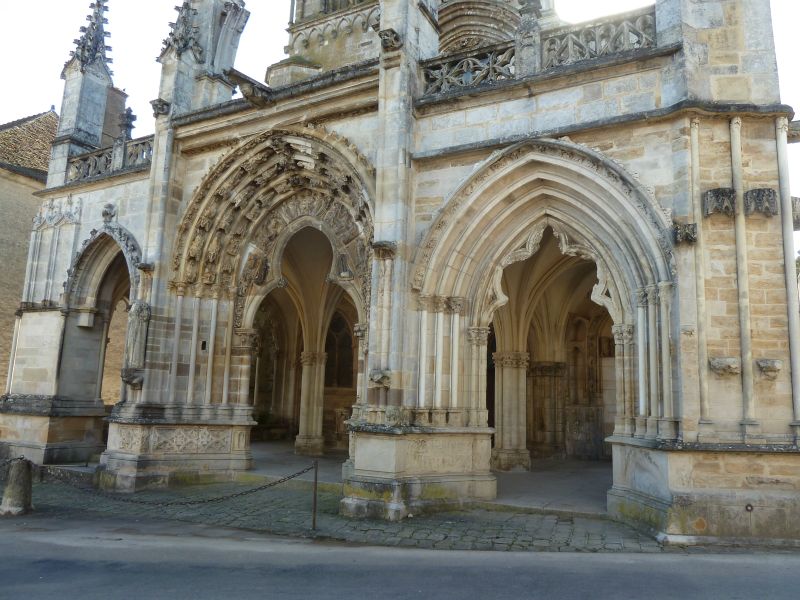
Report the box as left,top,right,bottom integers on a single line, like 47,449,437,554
0,394,106,417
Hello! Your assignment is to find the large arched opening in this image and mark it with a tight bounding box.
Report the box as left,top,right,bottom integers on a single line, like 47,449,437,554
411,139,676,510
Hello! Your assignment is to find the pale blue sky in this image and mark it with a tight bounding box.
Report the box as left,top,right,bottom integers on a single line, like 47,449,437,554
1,0,798,207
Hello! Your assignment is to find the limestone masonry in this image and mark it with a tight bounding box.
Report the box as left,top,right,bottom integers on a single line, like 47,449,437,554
2,0,800,544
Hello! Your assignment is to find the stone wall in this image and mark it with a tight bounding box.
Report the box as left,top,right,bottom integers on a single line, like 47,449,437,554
0,170,42,392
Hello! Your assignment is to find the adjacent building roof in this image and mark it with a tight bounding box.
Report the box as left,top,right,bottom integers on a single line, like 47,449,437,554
0,111,58,179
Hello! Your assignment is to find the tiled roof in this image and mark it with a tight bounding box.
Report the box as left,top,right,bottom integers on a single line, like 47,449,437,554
0,111,58,175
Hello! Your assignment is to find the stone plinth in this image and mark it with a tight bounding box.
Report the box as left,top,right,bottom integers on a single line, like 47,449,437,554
608,440,800,544
341,428,496,521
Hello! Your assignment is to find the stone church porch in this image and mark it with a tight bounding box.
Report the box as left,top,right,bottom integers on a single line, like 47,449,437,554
250,441,611,517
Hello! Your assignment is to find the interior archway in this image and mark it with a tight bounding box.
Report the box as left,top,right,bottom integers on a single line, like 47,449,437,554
248,226,360,456
489,229,616,472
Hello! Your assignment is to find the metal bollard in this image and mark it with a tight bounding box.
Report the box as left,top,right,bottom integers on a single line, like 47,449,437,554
1,459,33,516
311,460,319,531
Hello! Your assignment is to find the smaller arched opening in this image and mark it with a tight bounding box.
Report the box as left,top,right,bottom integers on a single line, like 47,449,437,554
59,234,137,451
247,226,362,457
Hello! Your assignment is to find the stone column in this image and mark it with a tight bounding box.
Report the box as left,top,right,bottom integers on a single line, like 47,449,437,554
622,324,636,436
234,329,260,406
4,312,21,395
529,362,566,456
353,323,369,412
467,327,491,428
491,352,531,470
646,285,660,439
295,351,325,455
367,242,396,407
203,293,219,405
416,296,432,417
635,289,649,438
658,282,678,440
168,285,186,404
691,118,712,432
94,316,111,402
775,117,800,440
186,296,201,404
730,117,758,440
612,325,627,437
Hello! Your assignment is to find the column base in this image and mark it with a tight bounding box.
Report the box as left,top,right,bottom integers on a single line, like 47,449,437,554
645,417,659,440
0,395,106,464
634,416,648,439
294,435,325,456
657,418,679,441
791,422,800,444
341,426,496,520
491,448,531,471
740,420,763,444
608,440,800,543
99,421,253,491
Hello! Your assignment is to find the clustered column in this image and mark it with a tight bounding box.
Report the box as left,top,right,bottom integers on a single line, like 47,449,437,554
491,352,530,470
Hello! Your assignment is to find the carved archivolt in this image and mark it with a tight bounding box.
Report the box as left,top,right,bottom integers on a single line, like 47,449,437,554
173,125,376,318
65,213,144,305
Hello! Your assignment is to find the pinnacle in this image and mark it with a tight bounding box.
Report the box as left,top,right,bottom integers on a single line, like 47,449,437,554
69,0,113,73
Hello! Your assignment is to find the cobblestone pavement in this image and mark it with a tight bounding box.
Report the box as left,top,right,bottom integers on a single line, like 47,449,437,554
0,475,670,553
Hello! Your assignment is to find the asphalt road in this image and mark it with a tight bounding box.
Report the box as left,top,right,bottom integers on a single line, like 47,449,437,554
1,516,799,600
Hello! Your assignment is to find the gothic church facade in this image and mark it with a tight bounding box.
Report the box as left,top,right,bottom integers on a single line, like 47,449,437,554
2,0,800,544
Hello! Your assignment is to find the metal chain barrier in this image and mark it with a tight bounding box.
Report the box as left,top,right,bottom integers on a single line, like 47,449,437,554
40,463,316,508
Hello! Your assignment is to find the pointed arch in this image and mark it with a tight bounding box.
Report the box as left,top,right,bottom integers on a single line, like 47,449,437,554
65,217,143,308
412,138,674,327
171,124,375,315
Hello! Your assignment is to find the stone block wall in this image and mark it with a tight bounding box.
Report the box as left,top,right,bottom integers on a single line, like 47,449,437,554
0,171,41,392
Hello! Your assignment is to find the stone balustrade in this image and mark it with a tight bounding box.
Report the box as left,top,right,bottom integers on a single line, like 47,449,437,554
421,42,516,95
541,7,656,69
67,135,154,184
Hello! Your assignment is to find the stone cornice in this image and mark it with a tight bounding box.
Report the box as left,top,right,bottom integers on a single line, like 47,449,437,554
411,100,796,162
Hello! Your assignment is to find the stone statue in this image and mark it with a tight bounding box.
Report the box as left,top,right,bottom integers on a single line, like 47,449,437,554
125,300,151,370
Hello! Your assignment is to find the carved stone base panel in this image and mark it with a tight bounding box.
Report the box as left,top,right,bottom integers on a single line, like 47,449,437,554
608,442,800,543
0,412,105,465
341,430,496,521
100,423,252,491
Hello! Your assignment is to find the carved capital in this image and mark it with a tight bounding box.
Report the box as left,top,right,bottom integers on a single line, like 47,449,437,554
447,297,465,315
372,240,397,260
730,116,743,129
369,369,392,389
467,327,491,346
744,188,779,218
493,352,529,369
637,288,649,307
646,285,659,305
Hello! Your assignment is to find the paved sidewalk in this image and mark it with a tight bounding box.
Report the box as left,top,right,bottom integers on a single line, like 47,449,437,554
1,476,665,553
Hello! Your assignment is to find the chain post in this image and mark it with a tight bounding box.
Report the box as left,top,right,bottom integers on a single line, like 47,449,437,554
312,460,319,531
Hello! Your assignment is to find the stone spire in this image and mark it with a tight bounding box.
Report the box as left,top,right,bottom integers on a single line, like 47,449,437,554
70,1,113,73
